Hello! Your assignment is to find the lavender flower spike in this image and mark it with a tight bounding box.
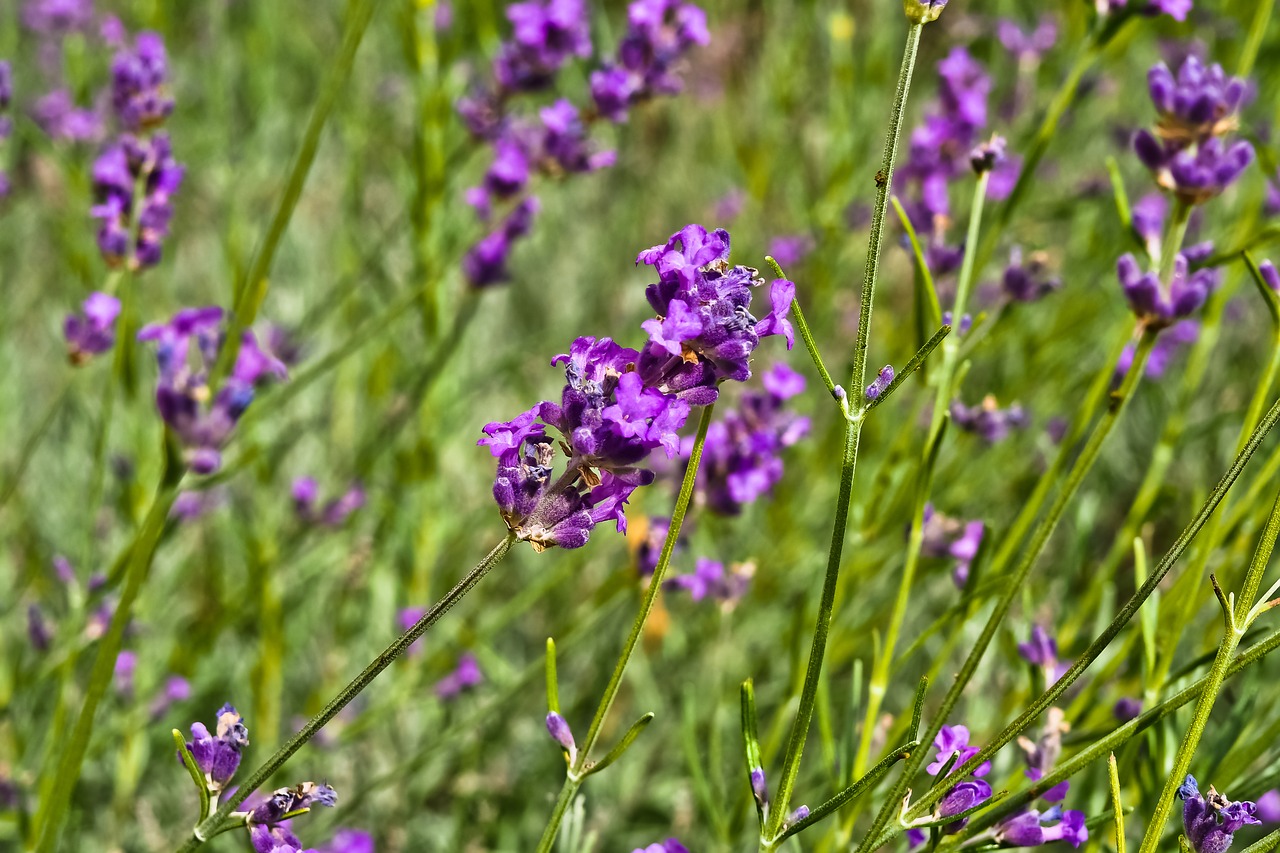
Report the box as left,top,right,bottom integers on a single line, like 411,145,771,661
247,781,337,826
1180,775,1261,853
865,365,895,400
181,704,249,795
1117,252,1221,325
545,711,577,764
64,292,122,364
996,806,1089,848
111,31,175,131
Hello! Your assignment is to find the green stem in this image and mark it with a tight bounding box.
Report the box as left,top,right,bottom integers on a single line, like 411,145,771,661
859,326,1158,850
765,256,836,399
1237,0,1276,79
212,0,381,390
902,391,1280,821
762,22,924,844
853,169,989,779
177,532,516,851
1137,486,1280,853
0,374,74,511
533,404,717,853
35,438,184,851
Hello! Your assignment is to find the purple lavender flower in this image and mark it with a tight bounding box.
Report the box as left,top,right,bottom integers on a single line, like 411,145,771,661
292,477,365,527
1116,319,1198,379
182,704,249,794
64,291,121,363
1256,790,1280,823
1100,0,1192,20
434,652,483,699
1179,775,1261,853
935,778,992,829
591,0,709,121
1134,134,1255,205
767,234,815,269
28,604,52,652
865,365,895,400
321,829,376,853
463,196,540,287
248,781,337,826
149,675,191,718
479,226,790,549
785,805,810,828
21,0,94,36
950,396,1028,444
969,135,1006,174
688,362,809,514
110,31,175,131
493,0,592,94
1113,697,1143,722
750,766,768,809
138,307,287,474
1001,247,1060,302
90,133,185,268
996,806,1089,848
1018,625,1059,671
545,711,578,764
398,607,427,657
1116,252,1220,324
927,725,991,778
998,17,1058,64
33,89,104,143
666,556,752,605
1017,707,1072,803
634,515,675,576
1258,260,1280,292
632,841,690,853
250,825,308,853
920,506,984,587
114,650,137,698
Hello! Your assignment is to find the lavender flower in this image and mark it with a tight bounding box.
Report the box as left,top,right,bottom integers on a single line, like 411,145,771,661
666,556,752,605
1179,776,1261,853
462,196,540,287
767,234,815,269
0,61,10,198
182,704,249,795
1258,260,1280,292
138,307,287,474
434,652,483,699
865,365,895,400
114,650,137,698
64,291,121,363
927,725,991,778
545,711,577,764
21,0,94,36
1001,247,1060,303
926,725,992,832
292,477,366,527
1256,790,1280,823
1116,252,1220,324
248,781,338,826
110,31,175,130
634,515,674,576
1133,57,1254,206
1016,707,1072,803
995,806,1088,848
950,396,1028,443
1113,697,1143,722
321,830,376,853
479,225,791,550
90,133,185,268
1018,625,1062,675
28,604,52,651
750,766,768,809
997,17,1058,64
493,0,592,94
591,0,709,121
1116,319,1199,379
632,841,690,853
399,607,427,657
921,506,984,587
149,675,191,718
689,362,809,515
32,89,104,143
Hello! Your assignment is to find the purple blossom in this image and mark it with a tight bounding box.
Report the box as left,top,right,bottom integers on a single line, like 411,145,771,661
138,308,287,474
1180,775,1260,853
1018,625,1060,670
110,31,174,131
434,652,483,699
0,61,10,112
248,781,337,826
28,604,52,651
1255,790,1280,823
687,362,809,515
1001,247,1060,302
1147,57,1247,143
64,291,121,363
1116,252,1220,324
865,365,895,401
22,0,94,36
182,704,249,794
90,133,185,268
399,607,427,657
149,675,192,718
545,711,577,764
996,806,1089,848
1258,260,1280,292
632,841,690,853
1116,319,1199,379
666,556,752,604
928,726,995,833
927,725,991,778
321,830,376,853
950,396,1028,443
1131,193,1168,257
463,196,540,286
250,825,309,853
920,506,984,587
591,0,709,122
1018,707,1072,803
998,17,1058,63
114,650,137,698
767,234,815,269
292,477,365,527
750,766,768,808
493,0,592,94
1113,697,1143,722
32,89,104,143
633,515,674,576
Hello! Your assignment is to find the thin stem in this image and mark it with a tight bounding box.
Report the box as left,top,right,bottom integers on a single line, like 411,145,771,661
854,168,989,778
1138,484,1280,853
179,533,516,851
766,256,836,399
212,0,381,389
534,404,717,853
903,391,1280,820
0,373,74,511
1237,0,1276,79
763,22,924,842
35,438,184,851
859,326,1158,851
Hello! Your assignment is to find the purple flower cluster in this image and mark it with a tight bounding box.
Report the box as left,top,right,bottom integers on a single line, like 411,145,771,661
110,31,173,131
1179,776,1260,853
688,363,809,515
458,0,706,288
1116,250,1221,325
434,652,483,699
632,841,689,853
181,704,249,796
32,89,104,143
90,119,185,270
63,291,121,363
950,396,1028,444
926,725,992,832
248,780,338,826
666,556,752,605
921,504,984,587
865,365,895,400
995,807,1089,848
292,477,366,527
138,307,287,474
1096,0,1192,20
1116,319,1199,379
478,225,793,550
1134,57,1254,206
1018,625,1066,680
1001,247,1060,303
21,0,95,36
997,17,1058,64
320,830,376,853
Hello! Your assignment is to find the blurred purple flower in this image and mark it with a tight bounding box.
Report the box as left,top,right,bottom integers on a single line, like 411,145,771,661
91,133,185,268
1001,247,1059,302
950,396,1028,443
1255,790,1280,823
996,806,1088,848
322,829,376,853
28,604,53,652
768,234,815,269
435,652,483,699
1113,697,1143,722
399,607,427,657
1116,252,1220,324
998,17,1057,63
149,675,191,718
1117,319,1199,379
64,291,121,363
110,31,174,130
591,0,709,122
632,841,689,853
22,0,94,36
666,556,752,605
114,650,137,698
292,477,365,527
32,89,105,143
